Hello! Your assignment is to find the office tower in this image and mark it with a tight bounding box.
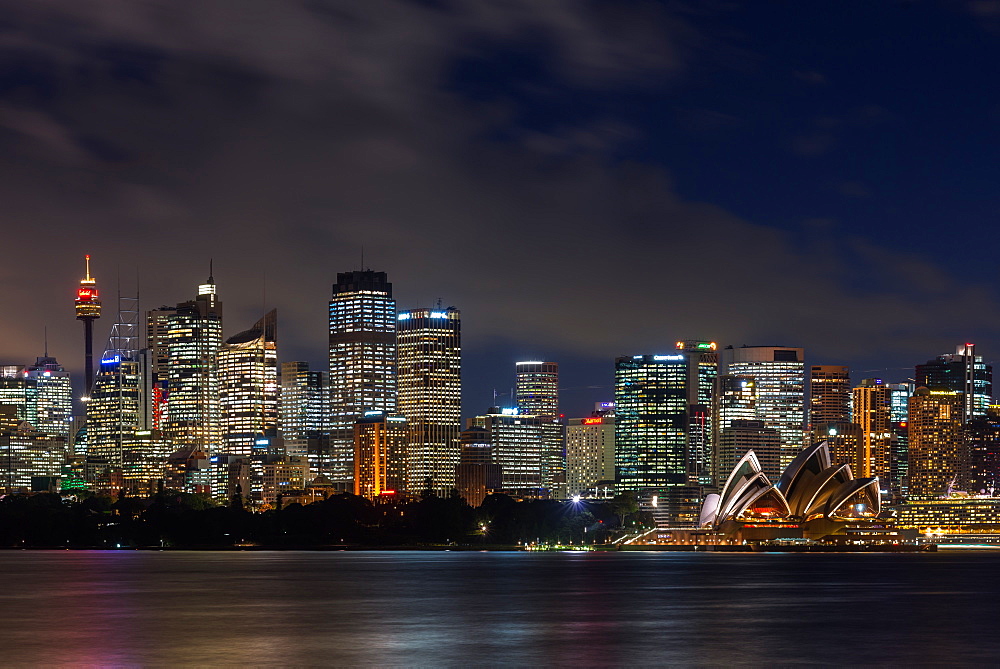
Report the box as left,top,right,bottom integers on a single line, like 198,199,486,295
0,406,65,494
263,456,310,506
86,295,142,479
674,341,718,486
817,420,863,472
397,307,461,494
468,407,546,498
122,428,171,495
515,361,559,416
810,365,851,426
887,382,913,498
165,274,222,453
851,379,894,485
218,310,279,458
716,419,782,482
353,412,407,499
25,356,72,439
74,255,101,396
965,407,1000,494
0,367,36,425
145,305,177,429
514,360,565,495
908,388,964,500
455,428,502,506
615,349,717,525
712,375,757,480
916,344,992,419
566,412,615,497
329,270,397,485
280,362,328,440
720,345,806,471
616,348,718,489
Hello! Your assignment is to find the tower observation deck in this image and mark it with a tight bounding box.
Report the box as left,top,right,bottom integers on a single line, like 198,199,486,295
75,255,101,397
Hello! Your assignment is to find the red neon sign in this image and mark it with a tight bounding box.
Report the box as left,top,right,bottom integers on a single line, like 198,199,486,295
581,418,603,425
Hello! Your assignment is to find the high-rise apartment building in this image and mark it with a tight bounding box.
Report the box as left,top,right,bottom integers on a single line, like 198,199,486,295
908,388,964,500
218,310,279,457
397,307,461,494
810,365,851,426
328,270,397,485
720,345,806,471
353,411,408,499
25,356,72,440
916,344,992,419
165,275,222,453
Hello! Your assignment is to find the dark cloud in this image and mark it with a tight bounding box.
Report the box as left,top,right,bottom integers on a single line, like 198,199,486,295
0,1,997,416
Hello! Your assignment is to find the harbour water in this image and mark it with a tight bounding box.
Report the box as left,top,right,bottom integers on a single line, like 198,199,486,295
1,550,999,665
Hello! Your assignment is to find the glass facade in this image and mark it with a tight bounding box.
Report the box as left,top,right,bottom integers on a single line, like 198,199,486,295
720,345,805,472
328,271,397,485
165,279,222,454
397,307,461,494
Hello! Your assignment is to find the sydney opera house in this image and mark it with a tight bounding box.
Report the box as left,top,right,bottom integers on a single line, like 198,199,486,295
698,441,889,542
629,442,898,546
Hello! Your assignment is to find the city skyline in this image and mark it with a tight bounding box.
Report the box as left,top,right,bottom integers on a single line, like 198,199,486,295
3,257,998,420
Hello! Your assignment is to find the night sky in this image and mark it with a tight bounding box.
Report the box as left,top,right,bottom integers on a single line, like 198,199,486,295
2,1,1000,418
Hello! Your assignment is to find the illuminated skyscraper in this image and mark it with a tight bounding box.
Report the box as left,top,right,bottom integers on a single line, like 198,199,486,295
397,307,461,494
145,305,177,430
25,356,72,440
86,294,142,480
515,362,558,417
279,361,328,441
852,379,894,484
353,411,407,499
615,347,718,523
720,345,806,471
908,388,964,500
219,310,279,457
916,344,992,419
468,407,546,498
0,406,64,494
165,274,222,453
566,410,615,498
810,365,851,426
514,360,564,496
74,255,101,397
0,367,36,425
328,270,397,484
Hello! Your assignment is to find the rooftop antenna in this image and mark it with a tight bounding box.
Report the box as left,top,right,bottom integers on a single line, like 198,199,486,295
209,258,214,283
44,326,48,357
361,245,365,272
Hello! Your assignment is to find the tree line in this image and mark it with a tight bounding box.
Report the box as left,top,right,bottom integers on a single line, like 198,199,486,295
0,490,649,548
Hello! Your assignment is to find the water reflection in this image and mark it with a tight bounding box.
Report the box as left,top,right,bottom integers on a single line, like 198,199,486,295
0,551,999,664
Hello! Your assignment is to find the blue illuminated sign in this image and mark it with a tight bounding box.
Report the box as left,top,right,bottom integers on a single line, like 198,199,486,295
430,311,447,318
397,313,410,321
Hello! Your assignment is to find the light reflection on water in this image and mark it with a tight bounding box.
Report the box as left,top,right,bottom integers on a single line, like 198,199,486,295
0,550,999,665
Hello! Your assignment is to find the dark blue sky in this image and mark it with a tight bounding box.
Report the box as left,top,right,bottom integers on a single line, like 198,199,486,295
0,1,999,417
